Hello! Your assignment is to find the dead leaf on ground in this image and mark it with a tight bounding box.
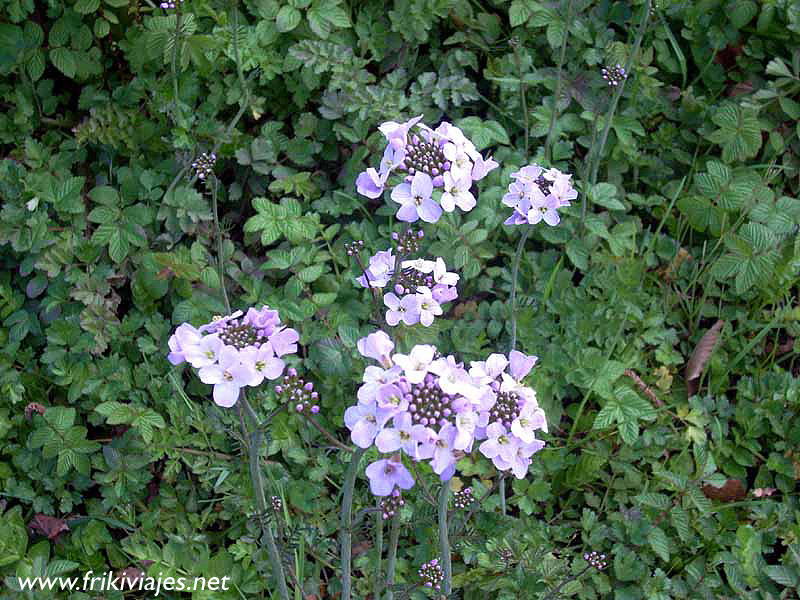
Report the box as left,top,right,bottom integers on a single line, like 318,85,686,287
29,514,69,539
702,479,746,502
686,320,725,397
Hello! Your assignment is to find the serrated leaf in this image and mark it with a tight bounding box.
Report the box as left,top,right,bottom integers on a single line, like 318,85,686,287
74,0,101,13
764,565,798,587
648,526,670,561
108,228,129,262
706,103,762,163
49,47,76,78
618,419,639,444
670,505,690,542
94,18,110,38
565,237,589,270
636,493,671,510
727,0,757,28
593,404,618,429
26,49,45,81
509,0,531,27
276,5,301,32
297,264,325,283
589,183,625,210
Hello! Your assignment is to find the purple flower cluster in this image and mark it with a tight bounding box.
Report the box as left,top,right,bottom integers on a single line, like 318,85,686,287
355,249,459,328
345,332,547,496
167,306,299,407
356,116,499,223
192,152,216,181
503,164,577,227
418,558,444,590
602,64,627,86
159,0,182,8
275,367,320,414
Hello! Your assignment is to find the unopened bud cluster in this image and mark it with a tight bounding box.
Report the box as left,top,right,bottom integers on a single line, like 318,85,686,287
345,240,365,256
601,64,627,86
584,551,607,570
418,558,444,590
271,496,283,511
453,487,473,509
404,135,448,178
379,488,405,520
275,368,320,414
392,229,424,255
192,152,216,180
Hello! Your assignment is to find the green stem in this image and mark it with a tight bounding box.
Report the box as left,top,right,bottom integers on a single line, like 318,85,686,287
589,1,651,187
241,395,290,600
385,514,400,600
509,226,531,353
511,38,529,157
438,483,452,596
171,5,182,120
374,499,383,600
499,473,506,516
341,447,367,600
210,177,231,315
544,0,574,165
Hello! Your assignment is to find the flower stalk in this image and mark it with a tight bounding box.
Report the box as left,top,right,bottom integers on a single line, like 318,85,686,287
588,1,651,187
241,394,290,600
384,514,401,600
341,446,367,600
438,483,452,596
509,225,531,354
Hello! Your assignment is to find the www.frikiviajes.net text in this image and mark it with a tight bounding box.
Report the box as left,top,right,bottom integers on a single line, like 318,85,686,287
15,571,231,596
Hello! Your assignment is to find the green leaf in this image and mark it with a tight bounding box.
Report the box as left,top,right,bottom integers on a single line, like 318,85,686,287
694,161,753,211
509,0,532,27
727,0,757,28
297,264,325,282
276,5,302,32
108,228,129,262
618,419,639,444
670,505,690,542
589,183,625,210
705,103,763,163
765,565,798,587
74,0,101,14
49,47,77,78
454,117,509,151
94,18,110,38
648,526,671,561
26,49,45,81
87,206,120,224
565,238,589,270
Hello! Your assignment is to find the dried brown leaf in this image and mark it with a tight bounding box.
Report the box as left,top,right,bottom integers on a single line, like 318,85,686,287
702,479,746,502
29,514,69,539
686,320,725,382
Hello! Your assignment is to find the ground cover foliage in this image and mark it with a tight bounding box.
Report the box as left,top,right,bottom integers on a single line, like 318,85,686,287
1,0,799,598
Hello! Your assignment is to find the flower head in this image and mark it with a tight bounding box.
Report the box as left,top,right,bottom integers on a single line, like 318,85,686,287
167,305,297,408
365,457,415,496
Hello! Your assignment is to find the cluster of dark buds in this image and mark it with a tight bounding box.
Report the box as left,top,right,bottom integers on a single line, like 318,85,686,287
271,496,283,511
379,488,405,520
345,240,365,256
584,551,607,570
452,487,473,509
601,64,627,86
275,368,320,414
392,228,424,255
192,152,217,180
418,558,444,590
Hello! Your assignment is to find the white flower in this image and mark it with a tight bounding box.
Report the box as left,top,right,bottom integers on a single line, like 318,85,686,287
393,345,436,383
